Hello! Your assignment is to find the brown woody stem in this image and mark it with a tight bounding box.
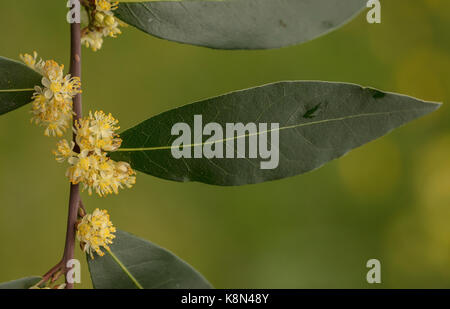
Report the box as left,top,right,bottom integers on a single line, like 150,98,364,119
37,1,83,290
62,0,83,289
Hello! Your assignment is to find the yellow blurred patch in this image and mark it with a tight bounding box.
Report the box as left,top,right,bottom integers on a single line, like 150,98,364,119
415,135,450,268
367,1,433,64
385,134,450,279
384,210,431,285
416,134,450,205
395,48,449,104
338,139,401,198
423,0,450,19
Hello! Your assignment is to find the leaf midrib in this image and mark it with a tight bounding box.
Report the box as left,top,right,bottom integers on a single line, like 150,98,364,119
117,108,435,152
0,88,34,93
107,249,144,289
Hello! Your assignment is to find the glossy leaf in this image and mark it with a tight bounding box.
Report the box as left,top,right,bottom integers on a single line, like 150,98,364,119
87,230,212,289
0,276,41,289
116,0,366,49
0,56,41,115
111,81,441,186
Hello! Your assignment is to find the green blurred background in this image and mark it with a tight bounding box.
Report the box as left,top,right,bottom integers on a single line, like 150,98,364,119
0,0,449,288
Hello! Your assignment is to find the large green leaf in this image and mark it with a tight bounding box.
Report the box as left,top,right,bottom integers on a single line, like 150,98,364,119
87,230,212,289
0,276,41,289
111,81,441,186
0,56,41,115
116,0,366,49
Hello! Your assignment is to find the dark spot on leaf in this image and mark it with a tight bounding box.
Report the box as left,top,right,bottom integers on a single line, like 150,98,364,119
322,20,333,28
373,91,385,99
365,88,386,99
303,103,322,119
279,20,287,28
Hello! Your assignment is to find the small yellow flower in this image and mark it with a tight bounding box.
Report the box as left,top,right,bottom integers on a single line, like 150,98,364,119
54,111,136,197
20,51,38,70
95,0,118,13
81,0,124,51
53,139,76,163
77,208,116,259
81,30,104,52
21,52,81,137
75,110,122,154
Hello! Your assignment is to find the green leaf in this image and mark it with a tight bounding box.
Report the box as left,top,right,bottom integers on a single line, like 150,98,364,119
87,230,213,289
115,0,366,49
111,81,441,186
0,56,42,115
0,276,41,289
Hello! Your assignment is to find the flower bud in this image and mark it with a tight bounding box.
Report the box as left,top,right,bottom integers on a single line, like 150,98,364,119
77,208,116,259
95,12,104,23
104,15,115,26
78,206,86,218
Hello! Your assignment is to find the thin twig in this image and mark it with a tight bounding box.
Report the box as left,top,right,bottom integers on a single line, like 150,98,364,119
35,260,64,287
62,0,83,289
37,0,83,290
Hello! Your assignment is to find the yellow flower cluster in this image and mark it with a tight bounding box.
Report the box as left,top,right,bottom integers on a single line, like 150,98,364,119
77,208,116,259
53,111,136,197
20,52,81,136
82,0,124,51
